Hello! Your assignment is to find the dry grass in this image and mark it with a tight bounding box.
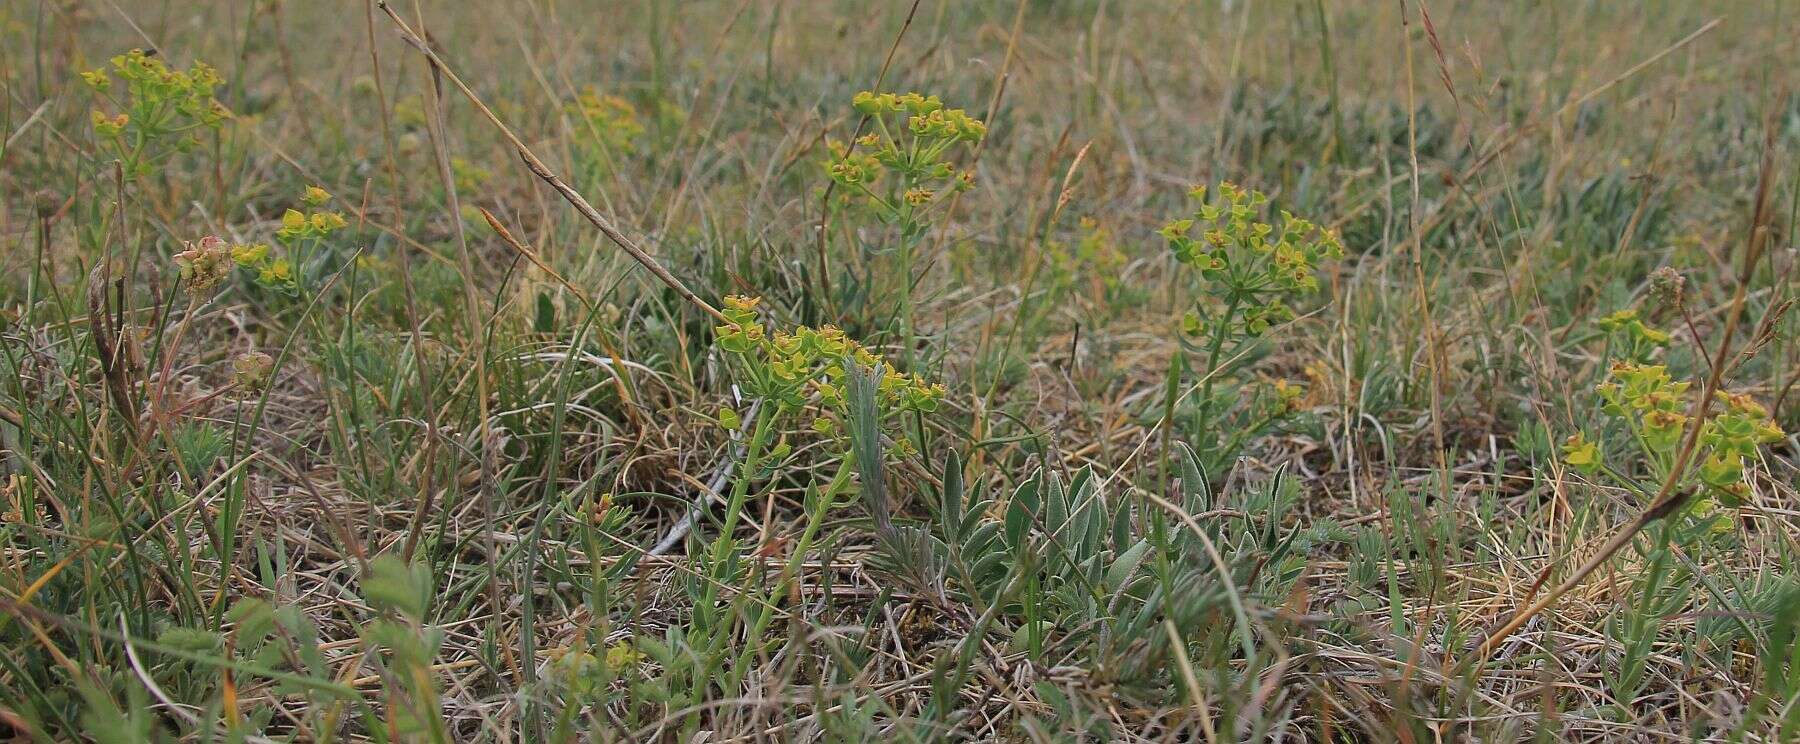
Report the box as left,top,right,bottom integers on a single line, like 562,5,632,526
2,0,1798,741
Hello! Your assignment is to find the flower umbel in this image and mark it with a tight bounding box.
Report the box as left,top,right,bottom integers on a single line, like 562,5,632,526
713,295,943,421
827,90,985,220
84,50,227,177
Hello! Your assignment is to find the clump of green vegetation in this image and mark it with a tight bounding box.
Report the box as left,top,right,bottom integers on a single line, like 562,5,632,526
1160,181,1343,475
3,2,1798,742
1565,359,1784,518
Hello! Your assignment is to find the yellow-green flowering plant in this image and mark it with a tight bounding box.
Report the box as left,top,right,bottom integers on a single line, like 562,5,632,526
1164,182,1344,336
713,294,943,452
1559,307,1785,703
81,49,228,178
674,294,944,708
173,234,291,299
1040,216,1130,306
259,185,350,294
826,91,985,361
175,186,346,301
1160,182,1343,475
565,89,644,171
1563,357,1784,528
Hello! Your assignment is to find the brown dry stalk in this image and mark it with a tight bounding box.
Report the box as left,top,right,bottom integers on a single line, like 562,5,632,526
86,264,137,437
373,1,725,325
1398,0,1447,463
363,0,443,569
409,0,506,680
1469,103,1782,665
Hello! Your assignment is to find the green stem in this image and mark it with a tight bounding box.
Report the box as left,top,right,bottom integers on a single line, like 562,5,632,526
1194,293,1245,458
692,401,778,703
899,220,917,369
709,403,777,567
728,459,855,688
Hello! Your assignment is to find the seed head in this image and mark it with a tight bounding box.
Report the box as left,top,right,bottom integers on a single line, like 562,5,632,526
1648,266,1684,308
32,189,60,218
231,350,275,392
174,236,234,297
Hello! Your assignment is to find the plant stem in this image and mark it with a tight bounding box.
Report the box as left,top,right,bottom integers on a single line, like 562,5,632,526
1195,293,1244,460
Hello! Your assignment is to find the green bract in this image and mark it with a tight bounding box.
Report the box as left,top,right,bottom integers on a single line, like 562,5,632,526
1597,308,1672,362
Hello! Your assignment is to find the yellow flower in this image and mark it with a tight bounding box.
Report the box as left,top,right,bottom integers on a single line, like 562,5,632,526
1641,409,1687,451
1272,378,1305,412
310,211,347,233
1715,390,1770,420
91,110,128,137
724,294,761,313
302,185,331,206
258,258,293,285
1637,324,1671,345
1562,433,1602,474
231,243,270,266
604,641,642,670
81,69,111,92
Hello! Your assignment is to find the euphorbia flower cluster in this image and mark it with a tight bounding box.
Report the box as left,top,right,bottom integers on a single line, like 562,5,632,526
715,295,943,441
1565,355,1784,517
